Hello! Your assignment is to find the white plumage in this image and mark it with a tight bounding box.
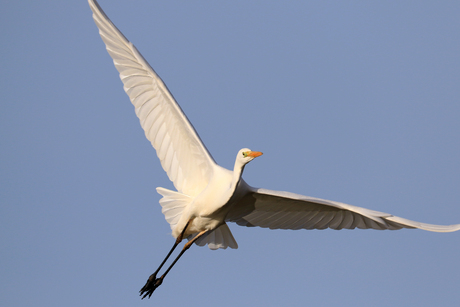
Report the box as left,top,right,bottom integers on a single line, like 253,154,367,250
88,0,460,298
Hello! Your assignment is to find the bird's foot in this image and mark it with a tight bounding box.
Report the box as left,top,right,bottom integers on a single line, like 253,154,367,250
139,273,164,299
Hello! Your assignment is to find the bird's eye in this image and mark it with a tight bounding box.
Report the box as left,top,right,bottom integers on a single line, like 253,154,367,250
242,152,248,157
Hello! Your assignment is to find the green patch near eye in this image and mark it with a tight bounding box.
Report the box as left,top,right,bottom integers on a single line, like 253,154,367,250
242,152,248,157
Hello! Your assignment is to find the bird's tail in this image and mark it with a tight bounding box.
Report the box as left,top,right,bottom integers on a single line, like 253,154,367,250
193,223,239,250
156,187,239,250
156,187,192,231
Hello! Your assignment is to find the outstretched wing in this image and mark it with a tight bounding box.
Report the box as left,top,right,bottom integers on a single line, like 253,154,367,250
89,0,216,196
227,188,460,232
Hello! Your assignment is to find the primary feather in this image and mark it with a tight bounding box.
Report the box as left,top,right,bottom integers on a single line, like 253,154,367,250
90,0,216,197
226,187,460,233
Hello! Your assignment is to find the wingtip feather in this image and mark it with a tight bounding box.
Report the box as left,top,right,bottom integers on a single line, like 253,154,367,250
385,216,460,233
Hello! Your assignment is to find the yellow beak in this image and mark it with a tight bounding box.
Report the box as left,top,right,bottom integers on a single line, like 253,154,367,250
247,151,263,158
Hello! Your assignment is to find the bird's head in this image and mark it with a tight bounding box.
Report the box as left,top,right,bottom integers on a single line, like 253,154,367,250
237,148,263,165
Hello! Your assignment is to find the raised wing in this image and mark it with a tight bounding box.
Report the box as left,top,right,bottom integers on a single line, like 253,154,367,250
89,0,216,196
227,188,460,232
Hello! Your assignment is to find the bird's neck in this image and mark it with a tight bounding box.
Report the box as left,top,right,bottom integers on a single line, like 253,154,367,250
231,162,246,192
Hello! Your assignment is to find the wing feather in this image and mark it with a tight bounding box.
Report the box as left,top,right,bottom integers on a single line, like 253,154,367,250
227,188,460,232
89,0,216,196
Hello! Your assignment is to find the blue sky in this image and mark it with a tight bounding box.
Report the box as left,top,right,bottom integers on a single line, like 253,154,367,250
1,1,460,306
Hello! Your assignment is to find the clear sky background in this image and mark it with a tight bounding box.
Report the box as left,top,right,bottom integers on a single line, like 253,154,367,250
2,1,460,306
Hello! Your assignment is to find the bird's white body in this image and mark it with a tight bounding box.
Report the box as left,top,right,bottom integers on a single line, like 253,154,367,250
171,165,236,238
160,149,258,248
88,0,460,254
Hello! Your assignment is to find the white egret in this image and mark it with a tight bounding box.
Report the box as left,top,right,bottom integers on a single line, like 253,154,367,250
88,0,460,299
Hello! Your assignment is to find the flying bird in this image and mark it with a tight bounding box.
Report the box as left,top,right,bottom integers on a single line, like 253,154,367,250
88,0,460,299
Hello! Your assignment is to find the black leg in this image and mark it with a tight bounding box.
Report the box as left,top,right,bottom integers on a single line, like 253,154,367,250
149,230,208,294
139,221,191,299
